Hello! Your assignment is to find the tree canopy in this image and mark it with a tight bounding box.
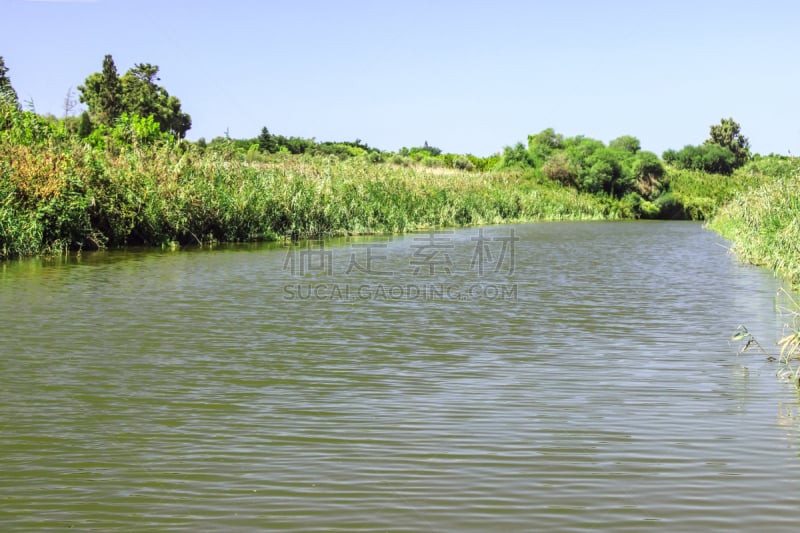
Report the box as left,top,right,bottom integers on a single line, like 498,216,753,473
609,135,641,154
661,117,749,175
662,144,737,174
78,54,191,138
705,117,750,168
500,128,666,201
78,54,122,127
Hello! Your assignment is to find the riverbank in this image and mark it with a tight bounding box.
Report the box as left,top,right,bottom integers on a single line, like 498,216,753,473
708,157,800,289
0,106,651,260
2,102,798,276
1,137,627,260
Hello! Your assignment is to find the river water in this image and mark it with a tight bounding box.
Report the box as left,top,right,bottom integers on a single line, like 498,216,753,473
2,221,800,531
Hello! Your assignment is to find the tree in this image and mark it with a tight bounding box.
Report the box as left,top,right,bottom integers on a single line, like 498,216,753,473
78,54,122,126
78,55,192,138
420,141,442,156
609,135,641,154
628,151,665,199
663,143,736,174
542,151,578,186
257,126,276,152
0,55,19,105
96,54,122,126
564,136,604,161
700,143,737,174
165,95,191,139
77,111,93,138
120,63,163,119
582,147,629,196
500,142,535,168
119,63,191,138
628,151,664,181
528,128,564,166
528,128,564,150
662,149,679,166
705,117,750,168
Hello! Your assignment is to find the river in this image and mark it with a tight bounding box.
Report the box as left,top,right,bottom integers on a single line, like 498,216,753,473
2,221,800,531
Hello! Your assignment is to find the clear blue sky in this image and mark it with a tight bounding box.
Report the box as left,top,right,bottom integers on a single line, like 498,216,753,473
3,0,799,156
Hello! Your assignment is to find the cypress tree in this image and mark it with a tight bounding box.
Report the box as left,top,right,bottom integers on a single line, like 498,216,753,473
97,54,122,126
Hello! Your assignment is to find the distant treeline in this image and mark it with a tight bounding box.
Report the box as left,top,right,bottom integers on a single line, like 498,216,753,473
201,128,499,172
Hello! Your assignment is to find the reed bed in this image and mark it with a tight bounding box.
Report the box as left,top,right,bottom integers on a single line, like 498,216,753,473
708,158,800,288
0,136,616,259
665,160,777,220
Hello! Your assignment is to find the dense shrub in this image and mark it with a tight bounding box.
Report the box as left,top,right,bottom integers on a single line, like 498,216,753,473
628,151,666,199
528,128,564,166
663,144,737,174
499,142,536,168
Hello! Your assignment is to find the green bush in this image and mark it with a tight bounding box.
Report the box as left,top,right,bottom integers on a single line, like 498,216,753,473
452,156,474,171
663,144,736,174
653,192,684,219
499,142,535,168
628,151,666,199
528,128,564,166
